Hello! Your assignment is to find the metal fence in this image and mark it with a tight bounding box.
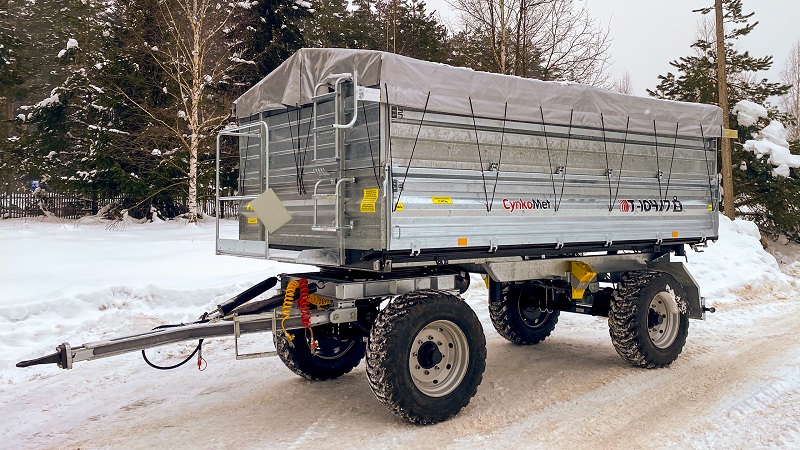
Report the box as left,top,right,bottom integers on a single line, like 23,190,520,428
1,190,238,220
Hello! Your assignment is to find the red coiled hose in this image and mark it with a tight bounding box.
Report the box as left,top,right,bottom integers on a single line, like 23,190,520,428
296,278,316,352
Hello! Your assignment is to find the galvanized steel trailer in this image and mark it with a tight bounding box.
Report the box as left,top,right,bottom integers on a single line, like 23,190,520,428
19,49,720,424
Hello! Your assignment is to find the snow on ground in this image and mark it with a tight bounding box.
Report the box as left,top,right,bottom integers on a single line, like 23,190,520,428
1,214,799,449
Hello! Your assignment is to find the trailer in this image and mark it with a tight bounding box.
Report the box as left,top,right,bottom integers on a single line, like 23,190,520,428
19,48,720,424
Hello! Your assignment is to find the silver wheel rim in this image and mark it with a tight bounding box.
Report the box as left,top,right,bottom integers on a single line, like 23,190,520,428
648,291,680,349
409,320,469,398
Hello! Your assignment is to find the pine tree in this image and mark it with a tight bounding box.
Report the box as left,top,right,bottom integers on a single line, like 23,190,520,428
238,0,309,88
649,0,799,240
0,0,24,189
19,0,130,204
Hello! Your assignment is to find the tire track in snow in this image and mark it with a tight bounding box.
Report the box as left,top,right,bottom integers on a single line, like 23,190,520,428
464,290,800,449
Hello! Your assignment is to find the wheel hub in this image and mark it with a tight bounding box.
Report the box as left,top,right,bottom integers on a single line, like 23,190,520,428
647,291,680,349
417,341,443,369
409,320,469,398
648,308,665,327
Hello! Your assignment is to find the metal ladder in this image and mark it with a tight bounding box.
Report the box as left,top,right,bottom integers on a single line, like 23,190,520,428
310,71,361,264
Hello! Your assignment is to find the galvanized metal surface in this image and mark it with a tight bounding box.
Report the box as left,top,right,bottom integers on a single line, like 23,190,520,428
222,72,720,270
483,253,655,283
282,273,458,300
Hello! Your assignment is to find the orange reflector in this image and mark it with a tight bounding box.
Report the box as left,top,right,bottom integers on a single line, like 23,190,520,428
458,238,468,246
672,231,679,238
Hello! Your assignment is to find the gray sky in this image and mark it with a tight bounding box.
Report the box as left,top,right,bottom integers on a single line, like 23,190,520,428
426,0,799,97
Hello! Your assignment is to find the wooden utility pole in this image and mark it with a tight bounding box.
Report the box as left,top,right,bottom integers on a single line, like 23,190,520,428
715,0,735,219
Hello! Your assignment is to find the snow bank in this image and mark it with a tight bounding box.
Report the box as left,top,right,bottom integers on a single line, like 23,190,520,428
1,213,795,386
0,218,310,384
687,215,797,304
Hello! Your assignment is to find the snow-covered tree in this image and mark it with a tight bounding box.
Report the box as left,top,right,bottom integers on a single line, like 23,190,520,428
19,0,131,203
648,0,799,239
120,0,262,222
0,0,25,188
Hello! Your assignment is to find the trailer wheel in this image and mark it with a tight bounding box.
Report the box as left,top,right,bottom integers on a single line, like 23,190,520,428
275,328,366,381
609,270,689,369
366,290,486,424
490,283,559,345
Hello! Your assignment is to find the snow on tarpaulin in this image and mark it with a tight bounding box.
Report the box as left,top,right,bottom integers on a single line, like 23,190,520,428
234,48,723,137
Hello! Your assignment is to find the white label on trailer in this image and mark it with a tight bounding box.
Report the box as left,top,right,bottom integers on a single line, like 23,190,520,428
357,86,381,103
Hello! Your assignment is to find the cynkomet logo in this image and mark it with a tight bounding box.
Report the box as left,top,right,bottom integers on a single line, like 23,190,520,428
501,198,551,212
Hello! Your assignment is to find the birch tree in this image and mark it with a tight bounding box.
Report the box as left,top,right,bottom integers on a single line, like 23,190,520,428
782,41,800,142
448,0,610,84
613,71,633,95
126,0,256,222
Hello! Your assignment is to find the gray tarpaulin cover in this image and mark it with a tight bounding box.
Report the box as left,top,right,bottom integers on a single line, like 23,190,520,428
234,48,723,137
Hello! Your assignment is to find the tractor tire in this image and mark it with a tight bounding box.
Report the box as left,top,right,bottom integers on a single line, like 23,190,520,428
276,327,366,381
609,270,690,368
490,282,559,345
366,290,486,424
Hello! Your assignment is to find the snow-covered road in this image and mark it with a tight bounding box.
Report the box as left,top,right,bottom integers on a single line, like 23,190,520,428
1,216,798,449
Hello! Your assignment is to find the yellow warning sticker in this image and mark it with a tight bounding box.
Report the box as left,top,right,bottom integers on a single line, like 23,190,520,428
247,217,258,224
245,204,254,211
708,204,713,210
360,188,379,213
395,202,404,211
432,197,453,205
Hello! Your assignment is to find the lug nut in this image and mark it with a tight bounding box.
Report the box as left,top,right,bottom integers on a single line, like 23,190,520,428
413,352,418,357
435,366,440,370
424,370,430,375
415,365,420,370
437,341,442,346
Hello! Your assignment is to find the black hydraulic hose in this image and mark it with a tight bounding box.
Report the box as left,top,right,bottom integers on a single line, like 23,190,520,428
141,323,204,370
215,276,278,317
142,340,204,370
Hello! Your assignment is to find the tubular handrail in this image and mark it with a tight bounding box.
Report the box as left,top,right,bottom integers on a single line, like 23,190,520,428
333,70,359,130
216,121,269,256
311,177,355,231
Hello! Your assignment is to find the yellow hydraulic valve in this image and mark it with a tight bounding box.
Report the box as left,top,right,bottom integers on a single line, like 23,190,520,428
570,261,597,300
